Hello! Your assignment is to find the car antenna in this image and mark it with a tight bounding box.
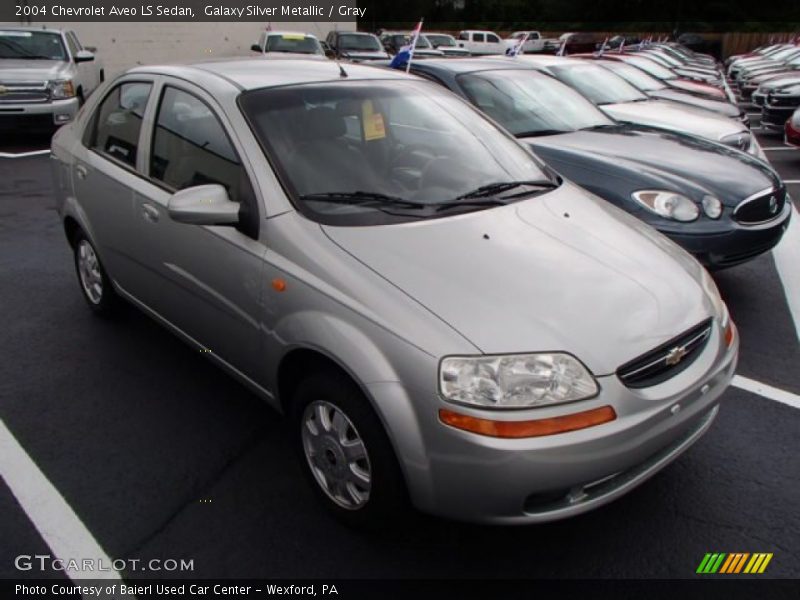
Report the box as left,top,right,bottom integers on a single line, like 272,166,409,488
336,58,348,78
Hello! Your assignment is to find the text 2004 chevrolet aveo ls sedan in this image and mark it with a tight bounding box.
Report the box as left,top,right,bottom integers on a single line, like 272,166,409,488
51,59,738,526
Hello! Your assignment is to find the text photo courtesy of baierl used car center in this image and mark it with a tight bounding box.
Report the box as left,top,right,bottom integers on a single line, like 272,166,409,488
0,0,799,597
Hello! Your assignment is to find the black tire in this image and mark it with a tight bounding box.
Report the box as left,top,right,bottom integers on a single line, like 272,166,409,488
290,368,410,529
72,231,118,316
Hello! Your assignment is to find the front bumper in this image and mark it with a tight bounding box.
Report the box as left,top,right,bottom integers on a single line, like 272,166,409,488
667,202,792,269
376,321,737,524
0,97,80,128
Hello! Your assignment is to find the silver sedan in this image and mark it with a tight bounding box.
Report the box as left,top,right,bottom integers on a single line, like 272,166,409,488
51,58,738,526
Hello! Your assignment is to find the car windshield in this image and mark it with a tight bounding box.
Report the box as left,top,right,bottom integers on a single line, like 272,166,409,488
265,34,321,54
620,56,677,80
599,61,665,91
240,80,555,225
0,30,67,60
339,34,381,51
548,63,648,104
457,69,614,135
389,34,432,49
426,35,455,47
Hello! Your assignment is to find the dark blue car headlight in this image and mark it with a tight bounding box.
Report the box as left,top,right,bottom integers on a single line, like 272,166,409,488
632,190,700,222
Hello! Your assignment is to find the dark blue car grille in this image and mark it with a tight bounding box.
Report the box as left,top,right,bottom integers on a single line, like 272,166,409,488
617,320,712,389
734,187,786,225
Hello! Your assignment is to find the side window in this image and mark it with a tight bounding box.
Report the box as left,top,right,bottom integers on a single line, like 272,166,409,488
64,33,79,58
149,87,244,203
86,82,152,167
473,33,485,43
487,34,500,44
457,32,468,41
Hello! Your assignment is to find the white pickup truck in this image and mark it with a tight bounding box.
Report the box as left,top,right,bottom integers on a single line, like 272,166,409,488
503,31,555,54
0,27,104,129
456,30,506,55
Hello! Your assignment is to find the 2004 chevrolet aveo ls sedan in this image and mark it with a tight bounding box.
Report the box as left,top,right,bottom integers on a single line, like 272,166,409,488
51,58,738,526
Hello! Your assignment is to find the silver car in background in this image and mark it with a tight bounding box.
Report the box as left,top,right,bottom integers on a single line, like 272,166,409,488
51,58,738,526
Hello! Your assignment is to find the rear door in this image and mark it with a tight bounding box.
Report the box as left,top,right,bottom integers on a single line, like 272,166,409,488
74,78,155,288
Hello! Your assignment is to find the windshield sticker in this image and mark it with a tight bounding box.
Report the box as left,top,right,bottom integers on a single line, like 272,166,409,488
362,100,386,141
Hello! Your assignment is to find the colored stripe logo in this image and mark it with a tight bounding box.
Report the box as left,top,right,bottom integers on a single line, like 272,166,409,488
696,552,773,574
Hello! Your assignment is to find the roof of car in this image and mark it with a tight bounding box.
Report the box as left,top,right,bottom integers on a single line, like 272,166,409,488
410,57,539,75
514,55,577,67
264,31,318,38
0,26,65,34
127,57,412,90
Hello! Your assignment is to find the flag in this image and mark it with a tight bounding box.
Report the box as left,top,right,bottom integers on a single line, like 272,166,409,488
390,19,424,71
618,39,625,53
557,37,567,56
507,32,530,57
595,37,608,57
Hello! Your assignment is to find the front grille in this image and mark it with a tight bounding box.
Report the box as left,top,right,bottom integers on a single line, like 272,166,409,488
617,319,712,389
734,187,786,225
0,81,50,104
753,94,766,106
767,94,800,108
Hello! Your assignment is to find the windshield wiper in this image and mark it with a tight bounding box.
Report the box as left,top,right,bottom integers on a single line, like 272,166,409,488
515,129,569,138
451,180,558,200
299,191,427,209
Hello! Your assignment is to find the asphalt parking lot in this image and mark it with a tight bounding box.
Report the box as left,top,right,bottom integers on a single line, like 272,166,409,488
1,110,799,583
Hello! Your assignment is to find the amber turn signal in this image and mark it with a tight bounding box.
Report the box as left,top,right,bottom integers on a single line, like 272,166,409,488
271,278,287,292
439,405,617,439
724,319,736,347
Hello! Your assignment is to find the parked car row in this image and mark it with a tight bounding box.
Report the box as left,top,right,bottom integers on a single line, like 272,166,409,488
51,54,745,529
727,42,800,136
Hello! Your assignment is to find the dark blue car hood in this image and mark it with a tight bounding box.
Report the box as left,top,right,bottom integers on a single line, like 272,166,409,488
524,126,779,206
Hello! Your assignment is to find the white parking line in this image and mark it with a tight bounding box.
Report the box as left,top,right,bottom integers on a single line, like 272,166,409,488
0,149,51,159
762,146,797,151
0,418,123,583
746,112,761,117
732,375,800,410
783,180,800,185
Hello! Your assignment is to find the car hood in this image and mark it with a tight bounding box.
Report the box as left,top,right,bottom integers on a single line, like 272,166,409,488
759,74,800,91
0,59,68,81
668,79,726,98
322,182,712,375
601,99,745,141
524,127,779,206
649,89,741,118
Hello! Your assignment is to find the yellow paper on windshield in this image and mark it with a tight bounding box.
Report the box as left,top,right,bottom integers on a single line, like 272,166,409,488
361,100,386,141
281,34,305,40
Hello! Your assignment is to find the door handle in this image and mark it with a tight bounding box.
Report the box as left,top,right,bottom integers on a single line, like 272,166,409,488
75,164,88,180
141,203,160,222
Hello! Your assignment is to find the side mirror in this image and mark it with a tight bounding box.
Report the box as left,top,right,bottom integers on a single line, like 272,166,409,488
167,185,239,226
250,44,262,53
75,50,95,63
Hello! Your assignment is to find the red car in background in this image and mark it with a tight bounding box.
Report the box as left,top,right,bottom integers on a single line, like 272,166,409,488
595,53,728,100
786,107,800,147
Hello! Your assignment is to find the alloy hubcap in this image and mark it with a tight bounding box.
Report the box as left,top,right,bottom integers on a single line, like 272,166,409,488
301,400,371,510
77,240,103,304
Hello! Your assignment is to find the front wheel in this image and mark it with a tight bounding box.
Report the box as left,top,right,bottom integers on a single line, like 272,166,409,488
73,232,117,315
291,369,409,529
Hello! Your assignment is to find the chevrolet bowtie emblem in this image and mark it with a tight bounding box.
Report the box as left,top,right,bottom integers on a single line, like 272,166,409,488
665,346,688,366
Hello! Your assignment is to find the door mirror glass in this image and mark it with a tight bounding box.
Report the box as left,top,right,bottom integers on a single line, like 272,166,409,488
167,184,239,226
250,44,262,52
75,50,95,63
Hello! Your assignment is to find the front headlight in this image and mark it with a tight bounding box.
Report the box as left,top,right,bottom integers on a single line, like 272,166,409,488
719,131,752,152
48,80,75,99
439,353,599,409
632,190,699,222
702,195,723,219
